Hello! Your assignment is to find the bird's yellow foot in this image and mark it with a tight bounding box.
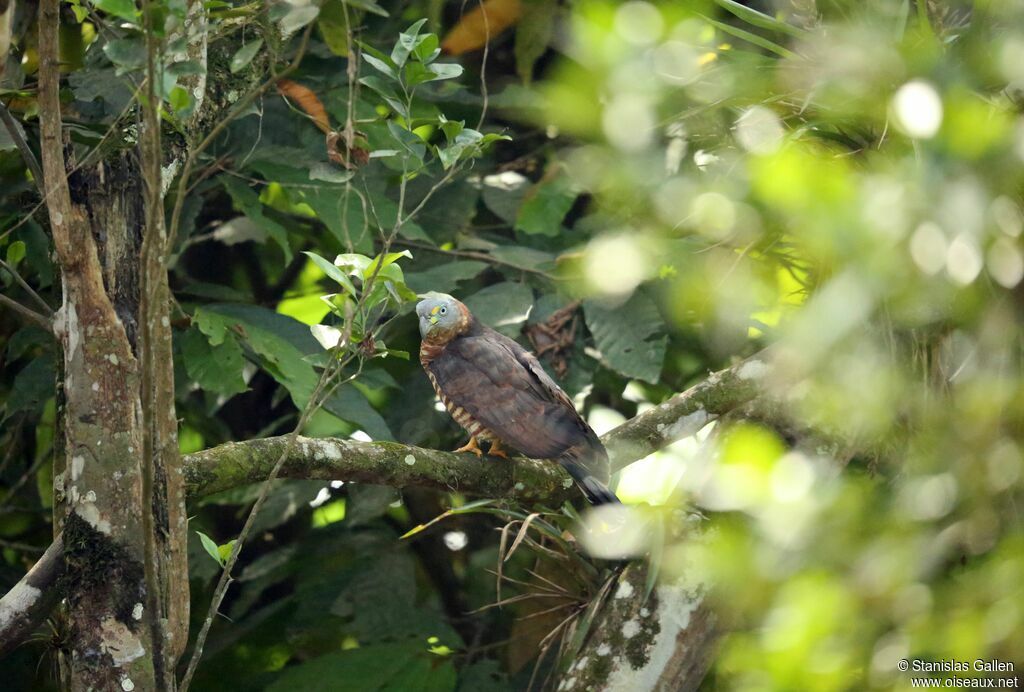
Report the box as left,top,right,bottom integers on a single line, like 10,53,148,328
454,436,484,458
487,440,509,459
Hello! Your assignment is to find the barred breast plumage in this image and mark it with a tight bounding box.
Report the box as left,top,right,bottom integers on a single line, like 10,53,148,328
424,368,495,442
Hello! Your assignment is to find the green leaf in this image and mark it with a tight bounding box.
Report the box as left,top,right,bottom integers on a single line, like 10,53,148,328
5,240,26,266
702,16,797,59
345,0,388,16
412,33,440,63
332,252,372,278
166,60,205,78
303,251,357,295
178,327,248,396
168,86,192,114
514,171,577,236
18,222,54,288
405,260,488,294
422,62,463,82
344,485,399,527
6,325,51,361
3,353,55,418
386,121,427,163
306,191,374,254
463,282,534,337
583,291,668,383
438,115,464,141
0,116,25,152
391,19,428,68
364,249,412,280
369,195,432,242
281,295,331,328
195,305,393,439
220,176,293,263
278,4,320,36
362,51,398,80
317,0,351,56
309,163,354,184
322,385,393,440
359,76,409,118
103,37,146,71
89,0,138,23
230,39,263,73
403,61,435,87
489,245,556,272
196,531,224,566
481,172,529,223
712,0,809,38
69,1,90,22
437,128,482,169
515,0,558,84
266,645,456,692
195,304,322,409
217,540,237,563
439,129,510,170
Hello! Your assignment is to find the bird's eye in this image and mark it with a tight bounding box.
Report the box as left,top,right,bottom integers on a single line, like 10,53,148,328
439,306,447,315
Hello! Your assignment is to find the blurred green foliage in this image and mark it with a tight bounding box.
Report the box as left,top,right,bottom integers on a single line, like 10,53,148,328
1,0,1023,689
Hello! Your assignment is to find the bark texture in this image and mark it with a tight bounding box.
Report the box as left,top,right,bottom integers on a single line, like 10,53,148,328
560,561,717,692
0,535,65,659
0,0,12,78
37,1,186,687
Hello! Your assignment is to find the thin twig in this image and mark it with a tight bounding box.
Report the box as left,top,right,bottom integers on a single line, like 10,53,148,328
178,349,346,692
0,102,45,192
0,293,52,330
167,23,315,252
391,238,558,280
0,538,46,554
0,258,52,314
475,0,490,132
0,454,49,515
0,83,144,246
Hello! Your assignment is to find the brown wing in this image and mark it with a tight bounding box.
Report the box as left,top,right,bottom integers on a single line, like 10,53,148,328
427,330,595,461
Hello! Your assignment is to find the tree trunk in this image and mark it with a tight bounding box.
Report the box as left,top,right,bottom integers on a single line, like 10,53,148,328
561,564,718,692
37,0,186,687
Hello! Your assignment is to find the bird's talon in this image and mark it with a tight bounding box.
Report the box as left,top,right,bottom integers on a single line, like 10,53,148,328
487,441,509,459
454,437,484,457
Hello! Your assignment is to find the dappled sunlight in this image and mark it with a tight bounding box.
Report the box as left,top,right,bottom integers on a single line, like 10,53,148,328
2,0,1023,688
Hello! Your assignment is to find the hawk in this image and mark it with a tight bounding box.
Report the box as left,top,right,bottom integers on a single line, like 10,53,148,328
417,292,619,505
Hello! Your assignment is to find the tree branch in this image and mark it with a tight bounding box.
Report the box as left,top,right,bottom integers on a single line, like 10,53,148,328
0,355,767,659
184,436,582,505
0,292,51,330
0,535,64,659
183,356,771,503
0,102,45,193
605,356,769,472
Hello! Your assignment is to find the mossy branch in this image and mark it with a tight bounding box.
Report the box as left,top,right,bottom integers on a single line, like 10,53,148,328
182,355,771,502
183,436,582,505
0,355,769,658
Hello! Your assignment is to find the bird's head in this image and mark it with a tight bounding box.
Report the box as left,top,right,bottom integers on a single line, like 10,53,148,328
416,292,468,340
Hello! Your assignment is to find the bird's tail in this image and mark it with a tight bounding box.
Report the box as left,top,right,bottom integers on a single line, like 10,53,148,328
559,446,620,505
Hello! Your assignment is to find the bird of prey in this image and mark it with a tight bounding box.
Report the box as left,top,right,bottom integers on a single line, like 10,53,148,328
417,292,619,505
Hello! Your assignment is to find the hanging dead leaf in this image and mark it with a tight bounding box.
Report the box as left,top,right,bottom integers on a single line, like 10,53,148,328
524,300,580,377
276,78,331,134
326,130,371,170
441,0,523,55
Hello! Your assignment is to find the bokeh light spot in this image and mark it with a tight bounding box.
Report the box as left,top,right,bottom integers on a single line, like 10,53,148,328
735,106,784,155
892,80,943,139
